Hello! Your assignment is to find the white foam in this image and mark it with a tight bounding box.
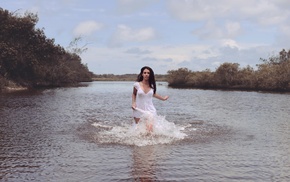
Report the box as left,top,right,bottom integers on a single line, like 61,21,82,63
92,113,188,146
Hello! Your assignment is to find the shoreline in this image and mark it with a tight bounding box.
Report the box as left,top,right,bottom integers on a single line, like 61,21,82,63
1,85,28,92
0,79,28,92
2,79,289,94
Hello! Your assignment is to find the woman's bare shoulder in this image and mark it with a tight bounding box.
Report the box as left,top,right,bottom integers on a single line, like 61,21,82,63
133,82,140,87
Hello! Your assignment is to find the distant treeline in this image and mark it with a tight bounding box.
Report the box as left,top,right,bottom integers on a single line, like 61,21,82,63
93,74,167,82
167,49,290,92
0,8,93,90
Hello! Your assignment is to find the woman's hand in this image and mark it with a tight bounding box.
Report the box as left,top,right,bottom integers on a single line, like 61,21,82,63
132,103,136,110
163,96,169,101
154,93,169,101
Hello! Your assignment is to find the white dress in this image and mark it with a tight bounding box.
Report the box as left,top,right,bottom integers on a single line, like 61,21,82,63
133,82,157,118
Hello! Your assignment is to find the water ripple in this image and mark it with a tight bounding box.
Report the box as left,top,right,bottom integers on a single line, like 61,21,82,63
1,82,290,181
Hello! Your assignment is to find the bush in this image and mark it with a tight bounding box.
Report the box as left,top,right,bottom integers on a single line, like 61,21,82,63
0,8,93,89
167,49,290,92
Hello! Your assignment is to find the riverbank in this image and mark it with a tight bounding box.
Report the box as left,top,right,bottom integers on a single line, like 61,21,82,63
92,74,167,82
0,79,28,92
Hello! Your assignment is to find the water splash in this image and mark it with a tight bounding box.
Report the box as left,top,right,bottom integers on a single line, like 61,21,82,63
91,112,188,146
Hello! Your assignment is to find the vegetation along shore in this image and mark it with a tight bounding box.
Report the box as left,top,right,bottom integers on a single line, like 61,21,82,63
0,8,93,91
167,49,290,92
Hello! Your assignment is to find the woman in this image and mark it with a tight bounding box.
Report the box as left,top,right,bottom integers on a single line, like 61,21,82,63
132,66,169,124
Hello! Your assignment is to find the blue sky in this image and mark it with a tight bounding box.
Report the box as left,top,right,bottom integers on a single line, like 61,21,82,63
2,0,290,74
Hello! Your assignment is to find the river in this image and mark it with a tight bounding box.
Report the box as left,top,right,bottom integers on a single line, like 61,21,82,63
1,81,290,181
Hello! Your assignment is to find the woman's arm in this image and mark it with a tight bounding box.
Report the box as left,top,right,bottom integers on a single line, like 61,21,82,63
153,93,169,101
132,87,137,109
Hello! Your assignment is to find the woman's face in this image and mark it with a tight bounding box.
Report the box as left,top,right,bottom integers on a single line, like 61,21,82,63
142,68,150,81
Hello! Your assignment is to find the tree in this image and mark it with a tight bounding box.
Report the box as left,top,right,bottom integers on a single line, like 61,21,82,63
0,8,93,89
167,68,191,87
237,65,256,89
66,36,88,55
215,63,240,87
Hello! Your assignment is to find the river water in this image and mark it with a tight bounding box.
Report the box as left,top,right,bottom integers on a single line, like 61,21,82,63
1,81,290,181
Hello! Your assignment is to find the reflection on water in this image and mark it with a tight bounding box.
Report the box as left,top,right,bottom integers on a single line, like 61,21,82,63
132,146,158,181
1,82,290,181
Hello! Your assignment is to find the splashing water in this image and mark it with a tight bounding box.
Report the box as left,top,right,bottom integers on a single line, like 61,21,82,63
91,110,188,146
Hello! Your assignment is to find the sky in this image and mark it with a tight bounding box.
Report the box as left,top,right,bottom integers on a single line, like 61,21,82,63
2,0,290,74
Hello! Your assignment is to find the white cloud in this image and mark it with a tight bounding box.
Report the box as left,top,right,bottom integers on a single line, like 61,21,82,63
220,39,240,49
280,25,290,38
108,25,156,47
192,21,222,40
225,22,242,38
116,0,159,14
276,25,290,47
73,21,103,36
167,0,290,26
169,0,290,58
192,21,242,40
239,1,288,26
125,47,152,55
167,0,230,21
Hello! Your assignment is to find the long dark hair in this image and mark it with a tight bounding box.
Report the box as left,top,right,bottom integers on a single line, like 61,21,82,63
137,66,156,94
